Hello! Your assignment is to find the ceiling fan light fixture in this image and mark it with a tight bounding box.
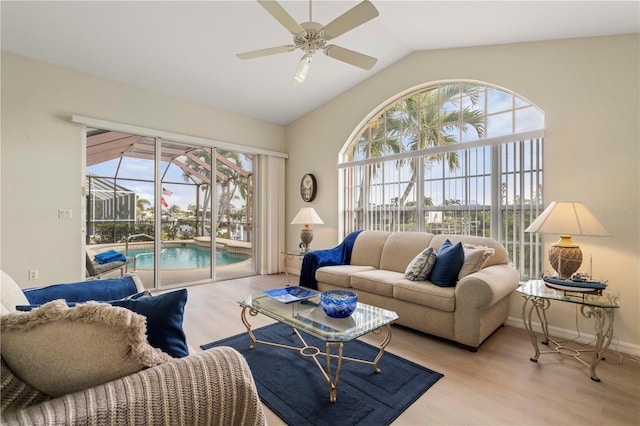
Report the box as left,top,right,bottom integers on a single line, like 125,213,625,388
292,53,313,86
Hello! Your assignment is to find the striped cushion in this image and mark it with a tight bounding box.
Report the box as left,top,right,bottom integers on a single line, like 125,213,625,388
1,359,50,413
1,348,266,425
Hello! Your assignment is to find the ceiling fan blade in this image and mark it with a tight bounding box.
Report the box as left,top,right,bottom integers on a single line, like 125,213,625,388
292,54,312,86
257,0,305,36
324,45,377,70
237,45,296,60
320,0,379,41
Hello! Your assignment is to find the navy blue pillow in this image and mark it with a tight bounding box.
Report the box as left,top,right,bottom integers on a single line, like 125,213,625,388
428,240,465,287
111,289,189,358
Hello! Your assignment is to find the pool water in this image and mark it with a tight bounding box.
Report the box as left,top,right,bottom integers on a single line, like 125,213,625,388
124,245,249,269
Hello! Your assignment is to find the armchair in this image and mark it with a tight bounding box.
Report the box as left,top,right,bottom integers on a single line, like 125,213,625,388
0,271,266,425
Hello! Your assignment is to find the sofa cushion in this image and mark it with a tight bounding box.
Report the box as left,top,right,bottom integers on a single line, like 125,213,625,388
379,232,434,273
393,279,456,312
429,240,465,287
349,231,391,268
405,247,436,281
350,270,405,297
0,300,172,397
316,265,375,288
458,244,495,280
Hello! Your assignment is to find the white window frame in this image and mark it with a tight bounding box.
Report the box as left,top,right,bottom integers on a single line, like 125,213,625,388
338,82,544,279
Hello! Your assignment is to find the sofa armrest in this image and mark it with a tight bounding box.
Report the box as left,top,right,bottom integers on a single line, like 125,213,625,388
455,264,520,309
1,347,266,426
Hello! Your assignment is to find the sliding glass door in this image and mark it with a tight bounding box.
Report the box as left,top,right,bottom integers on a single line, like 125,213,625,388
85,129,256,289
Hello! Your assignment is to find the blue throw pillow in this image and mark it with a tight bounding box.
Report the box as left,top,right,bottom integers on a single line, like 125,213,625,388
428,240,465,287
111,289,189,358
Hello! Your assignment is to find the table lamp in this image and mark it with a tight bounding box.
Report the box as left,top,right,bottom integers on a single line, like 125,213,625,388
291,207,324,252
525,201,609,279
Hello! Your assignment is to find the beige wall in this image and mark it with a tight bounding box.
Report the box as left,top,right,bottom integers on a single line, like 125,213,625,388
1,51,285,286
285,34,639,350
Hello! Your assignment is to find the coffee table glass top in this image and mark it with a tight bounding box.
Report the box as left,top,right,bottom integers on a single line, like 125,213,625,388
517,280,620,309
238,288,399,342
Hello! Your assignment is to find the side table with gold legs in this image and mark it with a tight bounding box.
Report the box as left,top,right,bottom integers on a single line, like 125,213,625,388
281,250,306,285
517,280,619,382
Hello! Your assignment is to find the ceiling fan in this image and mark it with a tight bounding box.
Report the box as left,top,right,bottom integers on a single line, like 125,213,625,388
237,0,379,85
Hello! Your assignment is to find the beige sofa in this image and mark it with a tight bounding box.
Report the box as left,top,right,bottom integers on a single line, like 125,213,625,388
313,231,520,350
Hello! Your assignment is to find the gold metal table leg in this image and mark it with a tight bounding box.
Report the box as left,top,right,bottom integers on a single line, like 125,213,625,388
240,305,260,349
580,305,615,382
521,295,550,362
325,342,343,403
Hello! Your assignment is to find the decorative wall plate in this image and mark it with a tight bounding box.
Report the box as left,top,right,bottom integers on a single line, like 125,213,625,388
300,173,317,202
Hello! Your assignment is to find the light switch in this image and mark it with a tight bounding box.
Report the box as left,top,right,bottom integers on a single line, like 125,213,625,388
58,209,72,219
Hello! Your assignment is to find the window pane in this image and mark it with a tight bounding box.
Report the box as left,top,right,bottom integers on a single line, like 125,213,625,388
515,106,544,132
487,111,513,137
487,89,513,114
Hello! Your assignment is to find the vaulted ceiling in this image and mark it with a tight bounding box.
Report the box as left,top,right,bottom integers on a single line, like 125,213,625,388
2,1,638,125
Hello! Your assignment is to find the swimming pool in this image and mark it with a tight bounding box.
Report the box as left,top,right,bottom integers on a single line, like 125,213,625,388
124,245,249,270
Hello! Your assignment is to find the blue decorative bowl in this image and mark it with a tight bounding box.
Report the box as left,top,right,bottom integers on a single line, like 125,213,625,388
320,290,358,318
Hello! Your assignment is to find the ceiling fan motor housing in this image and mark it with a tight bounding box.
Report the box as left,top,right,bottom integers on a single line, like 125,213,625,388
294,22,326,54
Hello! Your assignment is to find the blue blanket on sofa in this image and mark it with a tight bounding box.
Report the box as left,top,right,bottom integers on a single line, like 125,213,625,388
299,230,363,289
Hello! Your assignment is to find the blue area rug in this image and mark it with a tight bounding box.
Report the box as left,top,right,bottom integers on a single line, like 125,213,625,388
201,322,443,426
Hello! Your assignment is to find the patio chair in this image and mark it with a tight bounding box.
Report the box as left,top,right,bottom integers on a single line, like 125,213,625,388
85,248,133,279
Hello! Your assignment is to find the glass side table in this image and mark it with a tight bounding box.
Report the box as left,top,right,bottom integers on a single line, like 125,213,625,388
517,280,620,382
281,250,307,284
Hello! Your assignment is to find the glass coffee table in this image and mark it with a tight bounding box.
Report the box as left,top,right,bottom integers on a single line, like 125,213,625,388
238,288,399,402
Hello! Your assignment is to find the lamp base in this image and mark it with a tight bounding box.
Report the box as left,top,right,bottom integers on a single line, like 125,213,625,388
549,235,582,279
300,226,313,252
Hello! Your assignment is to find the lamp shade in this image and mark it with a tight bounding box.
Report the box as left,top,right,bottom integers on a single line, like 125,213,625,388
524,201,609,236
291,207,324,225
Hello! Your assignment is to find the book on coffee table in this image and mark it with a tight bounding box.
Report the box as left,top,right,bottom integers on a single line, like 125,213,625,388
263,286,319,304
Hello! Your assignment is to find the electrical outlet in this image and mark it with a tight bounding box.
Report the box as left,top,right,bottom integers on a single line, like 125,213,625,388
29,269,39,280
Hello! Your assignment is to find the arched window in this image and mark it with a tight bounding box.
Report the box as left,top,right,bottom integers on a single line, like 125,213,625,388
339,81,544,279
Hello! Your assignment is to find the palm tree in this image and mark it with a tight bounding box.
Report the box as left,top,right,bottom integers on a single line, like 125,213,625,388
181,148,213,237
396,84,485,206
135,195,150,220
216,151,253,240
353,110,403,227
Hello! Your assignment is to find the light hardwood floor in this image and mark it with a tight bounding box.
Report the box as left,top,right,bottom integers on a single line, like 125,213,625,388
180,274,640,425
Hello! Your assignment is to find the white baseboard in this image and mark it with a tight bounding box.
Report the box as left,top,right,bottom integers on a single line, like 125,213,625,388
505,316,640,357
